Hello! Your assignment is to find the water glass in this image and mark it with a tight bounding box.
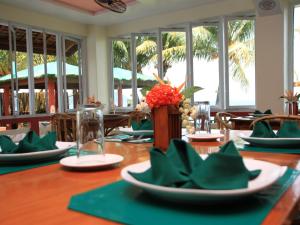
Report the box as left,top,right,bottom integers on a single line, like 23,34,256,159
194,101,211,133
76,104,104,157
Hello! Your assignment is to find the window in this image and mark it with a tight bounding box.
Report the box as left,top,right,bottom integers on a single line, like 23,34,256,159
112,38,132,108
133,34,158,103
0,21,85,116
160,29,187,87
63,37,82,111
110,16,256,111
192,23,220,105
294,5,300,93
227,18,255,107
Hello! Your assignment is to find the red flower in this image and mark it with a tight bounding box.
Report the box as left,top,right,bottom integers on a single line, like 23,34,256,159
146,84,183,108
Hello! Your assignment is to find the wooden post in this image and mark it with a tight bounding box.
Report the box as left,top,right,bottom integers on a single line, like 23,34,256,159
3,86,10,116
48,81,56,113
118,81,123,107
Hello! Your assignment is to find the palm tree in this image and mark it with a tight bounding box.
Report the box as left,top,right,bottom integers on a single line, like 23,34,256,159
113,20,255,88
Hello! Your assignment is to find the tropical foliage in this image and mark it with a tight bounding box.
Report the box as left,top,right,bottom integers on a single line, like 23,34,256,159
113,19,255,88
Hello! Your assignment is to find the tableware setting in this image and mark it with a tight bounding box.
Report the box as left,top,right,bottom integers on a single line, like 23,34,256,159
121,139,285,202
59,104,124,170
187,133,224,142
69,138,298,225
239,120,300,150
60,154,124,169
0,141,76,163
118,127,154,137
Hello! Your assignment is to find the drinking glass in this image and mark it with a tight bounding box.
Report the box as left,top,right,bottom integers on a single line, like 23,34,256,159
194,101,211,133
76,104,104,157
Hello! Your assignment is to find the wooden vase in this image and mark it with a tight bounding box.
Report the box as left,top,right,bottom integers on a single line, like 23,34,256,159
152,105,182,151
288,102,299,115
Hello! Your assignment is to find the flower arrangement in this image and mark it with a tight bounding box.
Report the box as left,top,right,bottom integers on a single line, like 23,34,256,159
146,83,183,108
135,74,202,134
179,98,197,134
280,90,300,103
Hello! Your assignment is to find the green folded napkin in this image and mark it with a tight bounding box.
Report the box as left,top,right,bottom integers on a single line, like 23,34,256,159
131,119,153,130
254,109,272,114
0,131,58,154
276,120,300,138
129,139,260,190
251,121,300,138
250,121,276,138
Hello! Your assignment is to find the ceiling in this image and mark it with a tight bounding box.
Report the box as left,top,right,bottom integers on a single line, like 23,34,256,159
0,0,224,26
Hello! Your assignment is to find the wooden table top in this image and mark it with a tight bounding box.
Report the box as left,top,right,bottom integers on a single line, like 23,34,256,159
1,130,300,225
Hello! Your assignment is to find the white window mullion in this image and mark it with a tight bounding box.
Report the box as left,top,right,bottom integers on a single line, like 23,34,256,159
186,24,193,93
43,30,49,114
220,17,229,110
27,27,35,115
157,28,163,79
131,33,138,107
56,33,64,113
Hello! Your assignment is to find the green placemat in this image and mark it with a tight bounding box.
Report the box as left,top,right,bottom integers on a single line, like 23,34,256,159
0,148,77,175
69,169,299,225
239,145,300,154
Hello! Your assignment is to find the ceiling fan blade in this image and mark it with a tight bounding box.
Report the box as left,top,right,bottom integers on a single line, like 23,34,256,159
95,0,127,13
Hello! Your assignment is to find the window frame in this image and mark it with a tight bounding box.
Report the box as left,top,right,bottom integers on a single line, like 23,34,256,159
0,19,86,117
109,15,257,112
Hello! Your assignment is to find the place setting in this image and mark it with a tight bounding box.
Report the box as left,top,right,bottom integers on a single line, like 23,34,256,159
106,117,154,143
239,118,300,153
0,130,76,175
59,104,124,170
68,138,296,225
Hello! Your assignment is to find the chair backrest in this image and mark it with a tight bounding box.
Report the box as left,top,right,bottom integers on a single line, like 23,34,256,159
215,112,237,130
251,115,300,128
127,111,151,127
51,113,76,141
0,127,30,142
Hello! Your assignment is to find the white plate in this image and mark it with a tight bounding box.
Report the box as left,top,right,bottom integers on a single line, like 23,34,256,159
0,142,76,163
60,154,124,169
121,158,286,202
119,127,153,136
240,134,300,148
187,133,224,141
249,113,271,117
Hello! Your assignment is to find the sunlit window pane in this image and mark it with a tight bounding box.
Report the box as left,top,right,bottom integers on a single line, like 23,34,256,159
65,38,80,111
112,39,132,107
135,35,157,102
161,31,186,87
228,19,255,106
294,6,300,94
192,25,219,105
0,24,13,116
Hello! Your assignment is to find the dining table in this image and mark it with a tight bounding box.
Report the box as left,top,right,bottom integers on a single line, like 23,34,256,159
1,130,300,225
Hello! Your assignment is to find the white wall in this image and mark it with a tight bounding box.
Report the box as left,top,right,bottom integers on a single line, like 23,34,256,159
0,3,87,36
255,14,285,113
108,0,254,36
86,25,110,112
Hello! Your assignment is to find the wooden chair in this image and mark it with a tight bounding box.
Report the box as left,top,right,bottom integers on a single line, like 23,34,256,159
251,115,300,128
50,113,76,141
215,112,237,130
127,110,151,127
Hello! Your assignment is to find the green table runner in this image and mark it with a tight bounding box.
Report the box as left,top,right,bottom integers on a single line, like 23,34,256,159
0,148,76,175
239,145,300,154
69,169,299,225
